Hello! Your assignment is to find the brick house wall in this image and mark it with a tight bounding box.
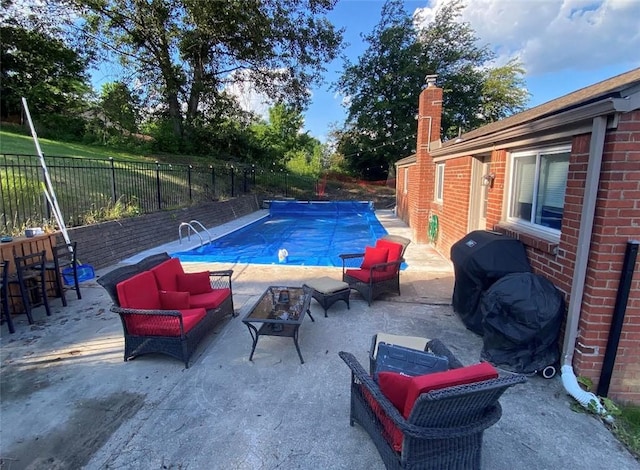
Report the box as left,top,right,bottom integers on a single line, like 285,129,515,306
396,79,640,403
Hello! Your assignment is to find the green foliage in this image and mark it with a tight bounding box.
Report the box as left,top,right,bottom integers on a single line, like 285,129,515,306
81,196,140,225
334,0,529,178
0,25,90,120
76,0,344,144
99,82,141,133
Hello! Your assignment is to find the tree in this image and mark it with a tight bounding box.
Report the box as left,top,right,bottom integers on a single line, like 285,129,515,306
99,81,141,133
335,0,420,179
335,0,529,177
75,0,344,145
0,25,90,120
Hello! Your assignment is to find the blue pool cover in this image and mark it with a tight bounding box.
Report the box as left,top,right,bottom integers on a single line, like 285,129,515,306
172,201,389,267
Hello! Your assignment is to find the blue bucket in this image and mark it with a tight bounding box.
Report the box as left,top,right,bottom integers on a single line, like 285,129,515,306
62,264,95,286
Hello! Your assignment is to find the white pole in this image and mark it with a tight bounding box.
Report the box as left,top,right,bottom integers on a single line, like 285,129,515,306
21,97,71,246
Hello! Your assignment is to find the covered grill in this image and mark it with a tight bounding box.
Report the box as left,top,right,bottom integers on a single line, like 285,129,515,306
450,230,531,334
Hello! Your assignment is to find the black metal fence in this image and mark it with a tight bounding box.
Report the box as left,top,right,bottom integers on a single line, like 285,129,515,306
0,153,317,233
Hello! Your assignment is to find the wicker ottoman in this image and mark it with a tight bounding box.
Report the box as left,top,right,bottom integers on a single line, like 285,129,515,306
303,276,351,317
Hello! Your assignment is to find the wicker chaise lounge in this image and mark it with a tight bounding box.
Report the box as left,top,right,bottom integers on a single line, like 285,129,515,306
338,339,526,469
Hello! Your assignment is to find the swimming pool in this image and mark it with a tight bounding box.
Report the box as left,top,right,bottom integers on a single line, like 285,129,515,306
172,201,388,267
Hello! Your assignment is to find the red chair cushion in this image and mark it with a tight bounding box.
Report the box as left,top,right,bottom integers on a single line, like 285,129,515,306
403,362,499,419
177,271,212,295
189,288,231,309
362,386,404,453
360,246,388,270
124,308,206,336
150,258,184,291
159,290,191,310
378,371,412,414
345,268,397,283
376,239,403,273
116,271,162,310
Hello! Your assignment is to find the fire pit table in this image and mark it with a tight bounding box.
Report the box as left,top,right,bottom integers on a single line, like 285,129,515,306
242,286,314,364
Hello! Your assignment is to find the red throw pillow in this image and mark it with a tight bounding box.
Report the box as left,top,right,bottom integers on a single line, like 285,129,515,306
403,362,499,419
159,290,191,310
360,246,389,270
376,240,403,273
378,372,412,414
177,271,212,295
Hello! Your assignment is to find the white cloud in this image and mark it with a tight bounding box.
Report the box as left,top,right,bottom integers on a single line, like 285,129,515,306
413,0,640,76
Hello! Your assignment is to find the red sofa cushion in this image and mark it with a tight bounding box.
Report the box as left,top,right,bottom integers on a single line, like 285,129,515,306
159,290,191,310
177,271,212,295
117,271,162,310
360,246,388,270
345,268,397,283
403,362,499,419
189,288,231,310
150,258,184,291
124,308,206,337
376,239,403,273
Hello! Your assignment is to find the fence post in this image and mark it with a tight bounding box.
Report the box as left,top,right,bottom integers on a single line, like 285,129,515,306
188,165,193,202
284,171,288,198
243,168,248,193
109,157,117,202
252,164,256,185
210,165,216,197
155,161,162,210
230,165,235,197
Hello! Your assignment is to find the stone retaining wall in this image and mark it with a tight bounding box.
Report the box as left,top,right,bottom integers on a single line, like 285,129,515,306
69,195,261,269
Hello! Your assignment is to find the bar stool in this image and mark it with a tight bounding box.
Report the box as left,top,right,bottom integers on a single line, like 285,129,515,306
1,260,14,333
45,242,81,307
8,251,51,323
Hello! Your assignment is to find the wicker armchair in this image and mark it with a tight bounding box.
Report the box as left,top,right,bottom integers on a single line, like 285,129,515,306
338,340,526,470
340,236,411,306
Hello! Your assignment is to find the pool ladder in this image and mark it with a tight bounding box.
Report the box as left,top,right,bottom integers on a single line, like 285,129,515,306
179,220,212,247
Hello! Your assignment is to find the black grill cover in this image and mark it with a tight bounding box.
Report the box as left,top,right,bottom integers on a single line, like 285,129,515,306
480,272,564,374
450,230,531,334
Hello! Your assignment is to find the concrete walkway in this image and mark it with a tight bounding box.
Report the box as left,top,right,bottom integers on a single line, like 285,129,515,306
0,210,638,469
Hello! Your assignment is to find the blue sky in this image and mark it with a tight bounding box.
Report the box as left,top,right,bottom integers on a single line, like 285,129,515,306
301,0,640,141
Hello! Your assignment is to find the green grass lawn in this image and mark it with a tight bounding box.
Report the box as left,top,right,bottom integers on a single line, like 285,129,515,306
0,129,151,162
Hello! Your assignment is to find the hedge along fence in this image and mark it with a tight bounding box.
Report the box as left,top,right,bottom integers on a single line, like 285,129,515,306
0,154,318,234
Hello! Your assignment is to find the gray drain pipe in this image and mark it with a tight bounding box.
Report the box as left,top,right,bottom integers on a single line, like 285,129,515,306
560,116,608,416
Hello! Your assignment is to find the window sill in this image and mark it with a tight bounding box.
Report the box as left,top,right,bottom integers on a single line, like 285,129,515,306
494,222,560,256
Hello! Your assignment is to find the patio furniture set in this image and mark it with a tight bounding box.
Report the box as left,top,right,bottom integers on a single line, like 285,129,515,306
95,235,525,468
1,235,83,334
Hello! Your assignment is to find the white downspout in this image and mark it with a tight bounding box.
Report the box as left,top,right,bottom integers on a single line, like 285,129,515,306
560,115,609,417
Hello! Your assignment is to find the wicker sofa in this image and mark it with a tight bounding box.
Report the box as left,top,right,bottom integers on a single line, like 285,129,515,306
98,253,235,368
339,339,526,469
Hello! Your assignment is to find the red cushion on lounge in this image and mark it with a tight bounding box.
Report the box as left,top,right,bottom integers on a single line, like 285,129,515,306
376,239,403,273
177,271,212,295
362,386,404,452
150,258,184,291
378,371,412,413
117,271,161,310
124,308,206,336
345,268,397,283
403,362,499,419
159,290,191,310
360,246,389,270
189,288,231,310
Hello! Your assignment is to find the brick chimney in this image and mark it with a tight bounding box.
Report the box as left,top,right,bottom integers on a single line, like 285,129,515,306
411,74,443,243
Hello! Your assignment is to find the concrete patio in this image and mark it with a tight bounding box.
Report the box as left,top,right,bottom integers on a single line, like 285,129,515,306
1,210,638,469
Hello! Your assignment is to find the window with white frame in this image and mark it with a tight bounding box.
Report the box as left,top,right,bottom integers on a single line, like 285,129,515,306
435,163,444,202
508,147,570,231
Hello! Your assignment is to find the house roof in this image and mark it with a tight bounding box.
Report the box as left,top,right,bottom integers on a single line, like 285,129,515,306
396,67,640,166
444,67,640,147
